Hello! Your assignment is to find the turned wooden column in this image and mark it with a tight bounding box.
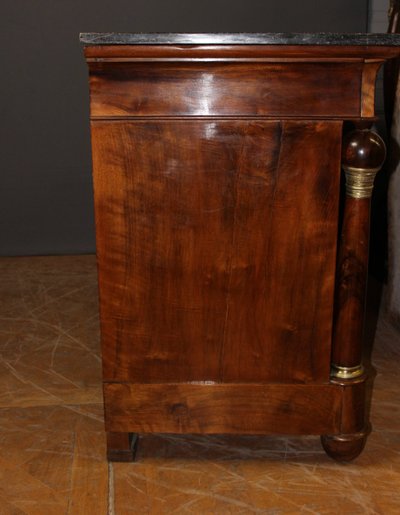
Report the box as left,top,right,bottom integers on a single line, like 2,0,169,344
322,128,386,461
332,128,386,377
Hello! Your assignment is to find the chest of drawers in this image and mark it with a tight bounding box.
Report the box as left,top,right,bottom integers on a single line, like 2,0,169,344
81,33,400,461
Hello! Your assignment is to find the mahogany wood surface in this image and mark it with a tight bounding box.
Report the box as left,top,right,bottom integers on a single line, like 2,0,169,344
332,129,387,368
361,61,385,118
88,62,362,118
83,36,400,461
91,120,341,384
84,44,400,60
103,383,342,435
321,431,369,462
339,379,367,434
332,198,371,368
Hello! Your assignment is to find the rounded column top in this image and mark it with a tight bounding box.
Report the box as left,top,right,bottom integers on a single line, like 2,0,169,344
342,129,386,171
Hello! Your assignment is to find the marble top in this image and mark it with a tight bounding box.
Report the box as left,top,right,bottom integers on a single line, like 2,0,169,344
79,32,400,46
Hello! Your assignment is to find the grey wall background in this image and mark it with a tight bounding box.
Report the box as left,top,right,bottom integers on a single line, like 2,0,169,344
369,0,389,33
1,0,368,256
369,0,389,120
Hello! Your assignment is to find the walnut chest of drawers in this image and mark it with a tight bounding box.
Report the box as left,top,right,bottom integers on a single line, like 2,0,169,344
81,33,400,461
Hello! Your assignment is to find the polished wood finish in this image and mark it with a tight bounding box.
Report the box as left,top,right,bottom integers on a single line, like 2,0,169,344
327,129,386,459
332,130,386,368
104,383,342,435
332,198,371,368
82,35,399,462
85,44,389,121
91,120,340,385
84,43,400,60
339,379,367,434
361,61,387,118
88,62,362,118
342,129,387,170
321,430,369,463
322,372,370,463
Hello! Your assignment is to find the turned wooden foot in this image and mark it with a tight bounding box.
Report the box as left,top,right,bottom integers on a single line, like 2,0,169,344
321,429,369,462
106,432,138,462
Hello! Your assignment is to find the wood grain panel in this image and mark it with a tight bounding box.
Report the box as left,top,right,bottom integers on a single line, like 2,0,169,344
103,383,342,435
92,120,247,382
91,120,341,384
222,120,342,383
88,62,361,118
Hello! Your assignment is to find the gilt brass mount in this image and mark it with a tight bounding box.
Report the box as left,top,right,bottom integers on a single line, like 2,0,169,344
341,129,386,199
331,363,365,380
344,166,381,199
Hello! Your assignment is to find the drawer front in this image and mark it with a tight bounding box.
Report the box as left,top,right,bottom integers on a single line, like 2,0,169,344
89,61,362,118
91,119,341,384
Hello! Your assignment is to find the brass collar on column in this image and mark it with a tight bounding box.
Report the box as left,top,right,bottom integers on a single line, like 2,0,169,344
343,166,381,199
331,363,365,380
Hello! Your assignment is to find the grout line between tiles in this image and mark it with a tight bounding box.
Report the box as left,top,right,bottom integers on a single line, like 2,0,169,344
108,462,115,515
66,431,76,515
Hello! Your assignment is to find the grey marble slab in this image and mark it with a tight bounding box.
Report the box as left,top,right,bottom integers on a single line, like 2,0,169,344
79,32,400,46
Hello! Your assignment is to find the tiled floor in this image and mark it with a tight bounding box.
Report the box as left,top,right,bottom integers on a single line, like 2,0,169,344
0,255,399,514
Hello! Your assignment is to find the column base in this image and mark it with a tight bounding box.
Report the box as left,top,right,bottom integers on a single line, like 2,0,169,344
320,427,370,462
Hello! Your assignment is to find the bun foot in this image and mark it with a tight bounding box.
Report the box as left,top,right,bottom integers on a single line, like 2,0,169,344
106,432,138,462
321,429,369,462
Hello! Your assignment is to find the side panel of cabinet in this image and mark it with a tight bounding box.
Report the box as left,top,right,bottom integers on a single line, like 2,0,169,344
91,120,341,384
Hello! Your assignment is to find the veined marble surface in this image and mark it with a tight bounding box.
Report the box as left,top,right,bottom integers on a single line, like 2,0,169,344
0,255,399,513
79,32,400,46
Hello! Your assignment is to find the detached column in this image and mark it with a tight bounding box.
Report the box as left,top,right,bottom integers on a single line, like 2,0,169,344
322,128,386,461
